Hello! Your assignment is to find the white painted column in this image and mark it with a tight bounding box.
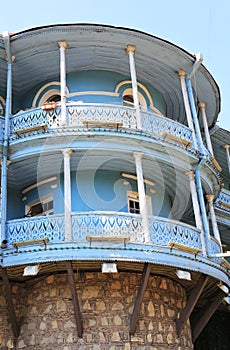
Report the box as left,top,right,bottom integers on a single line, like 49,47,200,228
126,45,142,129
186,171,207,255
62,149,72,241
206,194,222,251
58,41,68,125
224,145,230,173
178,70,198,149
198,102,214,156
133,152,150,243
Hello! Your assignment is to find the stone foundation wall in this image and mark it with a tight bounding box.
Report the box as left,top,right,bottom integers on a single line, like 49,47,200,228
0,271,193,349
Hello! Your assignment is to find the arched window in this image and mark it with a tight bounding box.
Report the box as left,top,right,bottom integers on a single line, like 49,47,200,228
122,88,147,110
39,89,61,106
46,94,61,103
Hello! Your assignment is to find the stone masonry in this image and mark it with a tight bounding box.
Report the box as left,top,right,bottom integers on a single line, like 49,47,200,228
0,271,193,349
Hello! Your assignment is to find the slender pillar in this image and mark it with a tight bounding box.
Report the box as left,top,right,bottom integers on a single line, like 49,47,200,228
62,149,72,241
58,41,68,125
185,171,207,255
224,145,230,173
206,194,222,251
126,45,142,129
133,152,150,243
178,70,198,149
198,102,214,156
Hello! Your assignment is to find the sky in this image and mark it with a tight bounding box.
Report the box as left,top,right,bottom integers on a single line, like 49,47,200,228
1,0,229,130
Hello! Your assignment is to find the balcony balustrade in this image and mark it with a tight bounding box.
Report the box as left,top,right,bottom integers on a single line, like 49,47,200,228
215,189,230,213
9,103,193,147
6,212,214,253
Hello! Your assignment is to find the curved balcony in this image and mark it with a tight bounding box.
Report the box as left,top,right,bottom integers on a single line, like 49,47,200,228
215,189,230,213
6,212,221,254
9,103,193,148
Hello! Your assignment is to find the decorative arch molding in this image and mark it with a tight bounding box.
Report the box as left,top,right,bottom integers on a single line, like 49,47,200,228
115,80,163,116
32,82,69,107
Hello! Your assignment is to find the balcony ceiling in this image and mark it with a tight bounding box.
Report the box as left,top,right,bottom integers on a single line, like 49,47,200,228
0,23,220,127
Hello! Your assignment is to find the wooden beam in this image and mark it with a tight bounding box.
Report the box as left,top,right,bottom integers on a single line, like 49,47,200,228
1,267,20,339
130,263,151,335
176,274,209,335
66,261,83,337
192,289,226,342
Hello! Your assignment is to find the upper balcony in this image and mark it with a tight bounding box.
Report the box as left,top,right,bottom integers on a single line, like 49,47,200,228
9,103,193,150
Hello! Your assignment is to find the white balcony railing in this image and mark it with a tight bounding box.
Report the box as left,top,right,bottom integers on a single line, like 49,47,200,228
9,104,193,146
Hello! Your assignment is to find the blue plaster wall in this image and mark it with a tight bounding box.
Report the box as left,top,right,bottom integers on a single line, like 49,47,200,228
16,70,166,115
7,170,171,219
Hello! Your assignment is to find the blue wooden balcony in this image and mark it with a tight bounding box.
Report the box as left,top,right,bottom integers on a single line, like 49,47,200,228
215,189,230,214
9,103,193,148
6,212,221,255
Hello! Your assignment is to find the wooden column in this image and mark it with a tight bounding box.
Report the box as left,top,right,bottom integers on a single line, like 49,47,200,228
176,274,209,335
58,41,68,125
134,152,150,243
62,149,72,241
198,102,214,156
130,263,151,335
66,261,83,337
126,45,142,129
191,289,226,342
1,267,20,339
178,70,198,149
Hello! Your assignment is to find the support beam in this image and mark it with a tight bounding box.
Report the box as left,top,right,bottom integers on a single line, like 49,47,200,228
191,289,226,342
66,261,83,337
176,274,209,335
130,263,151,335
1,267,20,339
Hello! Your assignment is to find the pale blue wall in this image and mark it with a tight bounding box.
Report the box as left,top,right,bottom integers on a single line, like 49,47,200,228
7,170,171,219
16,70,166,115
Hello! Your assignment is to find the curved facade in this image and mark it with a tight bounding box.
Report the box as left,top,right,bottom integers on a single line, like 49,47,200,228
0,24,229,349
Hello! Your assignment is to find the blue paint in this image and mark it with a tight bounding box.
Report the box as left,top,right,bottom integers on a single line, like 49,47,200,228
16,70,166,115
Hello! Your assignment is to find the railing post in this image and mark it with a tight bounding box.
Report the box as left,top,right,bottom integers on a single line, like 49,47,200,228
62,149,72,241
126,45,142,129
58,41,68,125
133,152,150,243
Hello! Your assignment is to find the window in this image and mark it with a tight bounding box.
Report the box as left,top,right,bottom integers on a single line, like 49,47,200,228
127,191,152,215
123,94,135,108
122,89,147,110
129,198,140,214
38,89,61,106
46,94,61,103
26,195,53,217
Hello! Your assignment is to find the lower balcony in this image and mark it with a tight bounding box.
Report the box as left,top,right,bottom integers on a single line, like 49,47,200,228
6,212,220,255
4,212,228,285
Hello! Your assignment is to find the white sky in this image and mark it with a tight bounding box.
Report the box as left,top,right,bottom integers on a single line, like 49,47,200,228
1,0,229,129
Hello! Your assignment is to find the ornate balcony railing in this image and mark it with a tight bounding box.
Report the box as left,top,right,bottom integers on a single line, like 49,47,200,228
7,214,65,243
215,189,230,213
9,103,193,147
6,212,206,253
